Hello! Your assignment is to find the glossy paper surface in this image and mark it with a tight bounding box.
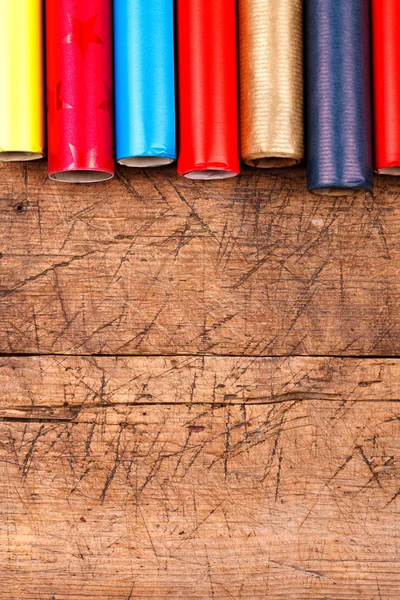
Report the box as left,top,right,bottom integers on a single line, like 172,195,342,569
305,0,373,195
0,0,45,161
372,0,400,174
177,0,240,179
114,0,176,167
46,0,114,182
239,0,304,168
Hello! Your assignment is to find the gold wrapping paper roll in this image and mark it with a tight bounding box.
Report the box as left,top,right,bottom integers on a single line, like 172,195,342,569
0,0,45,161
239,0,304,168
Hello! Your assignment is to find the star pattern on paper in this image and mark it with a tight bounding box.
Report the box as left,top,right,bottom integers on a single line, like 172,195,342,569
55,81,73,111
61,14,104,58
67,143,100,170
97,80,112,113
48,81,73,124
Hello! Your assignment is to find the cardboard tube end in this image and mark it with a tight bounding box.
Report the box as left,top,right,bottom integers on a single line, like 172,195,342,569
118,157,174,168
184,170,238,180
50,170,114,184
246,157,300,168
311,187,364,197
377,167,400,176
0,151,43,162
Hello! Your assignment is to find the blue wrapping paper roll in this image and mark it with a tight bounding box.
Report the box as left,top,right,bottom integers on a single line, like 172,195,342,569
305,0,373,196
114,0,176,167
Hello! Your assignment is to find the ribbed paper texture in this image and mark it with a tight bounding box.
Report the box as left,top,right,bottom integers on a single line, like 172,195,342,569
114,0,176,167
0,0,45,161
372,0,400,175
239,0,304,168
46,0,114,183
305,0,373,196
177,0,240,180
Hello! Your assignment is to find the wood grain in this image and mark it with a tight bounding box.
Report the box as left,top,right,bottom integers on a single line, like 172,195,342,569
0,355,399,415
1,162,399,356
2,161,400,599
0,356,400,599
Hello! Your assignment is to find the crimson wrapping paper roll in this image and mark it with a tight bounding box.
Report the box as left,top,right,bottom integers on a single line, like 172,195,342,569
305,0,373,196
177,0,240,180
372,0,400,175
46,0,114,183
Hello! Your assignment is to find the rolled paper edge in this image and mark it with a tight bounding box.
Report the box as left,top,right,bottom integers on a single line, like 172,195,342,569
244,154,302,169
179,163,240,180
310,188,366,197
118,156,176,168
0,151,44,162
184,170,238,181
309,180,374,197
49,169,115,184
308,174,374,197
375,159,400,175
377,167,400,176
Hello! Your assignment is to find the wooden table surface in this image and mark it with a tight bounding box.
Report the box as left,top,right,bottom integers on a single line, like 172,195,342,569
1,162,399,599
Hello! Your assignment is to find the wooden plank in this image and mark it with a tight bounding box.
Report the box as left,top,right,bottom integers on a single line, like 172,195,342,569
0,356,400,599
0,162,399,356
0,356,400,417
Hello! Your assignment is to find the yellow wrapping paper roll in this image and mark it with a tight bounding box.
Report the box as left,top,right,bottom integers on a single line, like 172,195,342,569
239,0,304,168
0,0,44,161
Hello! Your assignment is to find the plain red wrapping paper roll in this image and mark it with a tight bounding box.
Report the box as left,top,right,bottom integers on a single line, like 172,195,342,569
177,0,240,179
372,0,400,175
46,0,114,183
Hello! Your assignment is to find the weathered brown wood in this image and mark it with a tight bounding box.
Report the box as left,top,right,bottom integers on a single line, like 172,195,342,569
2,160,400,599
0,356,400,599
1,162,399,356
0,355,399,416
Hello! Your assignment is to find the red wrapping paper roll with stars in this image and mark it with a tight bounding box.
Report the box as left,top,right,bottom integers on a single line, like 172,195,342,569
372,0,400,175
177,0,240,179
46,0,114,183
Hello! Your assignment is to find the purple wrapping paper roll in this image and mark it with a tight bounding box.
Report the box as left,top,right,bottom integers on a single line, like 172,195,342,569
305,0,373,195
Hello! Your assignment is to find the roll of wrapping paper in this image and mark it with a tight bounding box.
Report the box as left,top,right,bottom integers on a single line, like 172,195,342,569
305,0,373,196
0,1,44,161
239,0,304,168
46,0,114,183
372,1,400,175
114,0,176,167
177,0,240,179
